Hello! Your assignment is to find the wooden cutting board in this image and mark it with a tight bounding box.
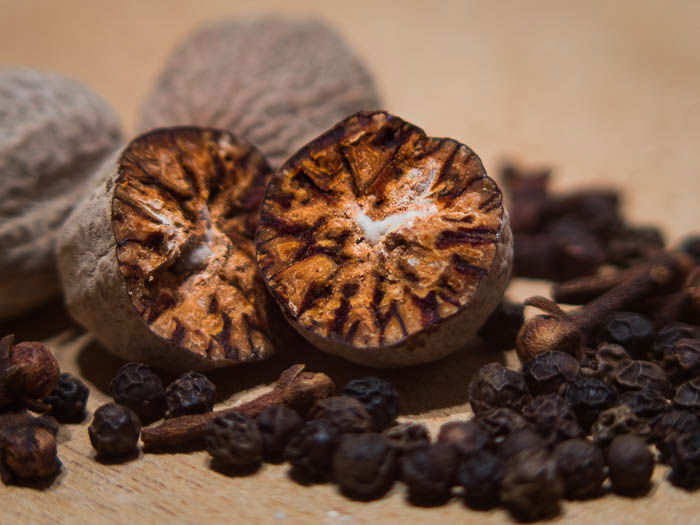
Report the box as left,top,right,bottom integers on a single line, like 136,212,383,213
0,1,698,523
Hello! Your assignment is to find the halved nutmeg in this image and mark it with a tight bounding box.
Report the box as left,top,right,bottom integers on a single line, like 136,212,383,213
57,127,275,371
256,111,512,367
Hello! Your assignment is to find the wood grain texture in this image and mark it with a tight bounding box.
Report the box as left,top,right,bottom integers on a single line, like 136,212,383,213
0,1,699,524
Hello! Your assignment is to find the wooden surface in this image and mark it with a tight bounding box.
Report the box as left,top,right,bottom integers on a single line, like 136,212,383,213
1,1,699,524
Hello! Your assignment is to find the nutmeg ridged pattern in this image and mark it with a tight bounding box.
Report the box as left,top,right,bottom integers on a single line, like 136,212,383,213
138,16,381,168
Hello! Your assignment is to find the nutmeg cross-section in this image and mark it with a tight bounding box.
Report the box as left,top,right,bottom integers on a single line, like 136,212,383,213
256,111,512,367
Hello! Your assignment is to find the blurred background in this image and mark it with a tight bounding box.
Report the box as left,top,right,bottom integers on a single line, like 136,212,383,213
1,0,698,237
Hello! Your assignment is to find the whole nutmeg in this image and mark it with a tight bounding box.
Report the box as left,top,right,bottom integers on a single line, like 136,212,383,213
0,68,122,318
257,111,512,367
516,315,581,363
57,127,275,372
8,341,60,401
138,16,380,169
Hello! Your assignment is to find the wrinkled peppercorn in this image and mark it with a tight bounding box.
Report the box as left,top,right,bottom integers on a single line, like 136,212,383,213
478,299,525,350
88,403,141,458
652,409,700,462
564,377,616,431
598,312,654,359
309,396,372,434
680,235,700,263
618,388,668,418
651,322,700,361
333,433,396,500
553,439,605,499
42,372,89,423
457,449,504,509
341,377,399,431
437,420,490,457
498,427,549,460
674,377,700,411
612,361,672,397
522,351,580,396
668,431,700,487
607,434,654,494
109,363,166,423
256,405,303,461
662,339,700,385
581,343,631,381
501,448,563,521
468,362,530,415
401,444,456,504
164,372,215,418
478,408,529,446
0,413,60,482
592,405,651,447
205,412,262,467
522,394,581,443
285,420,341,481
382,422,430,455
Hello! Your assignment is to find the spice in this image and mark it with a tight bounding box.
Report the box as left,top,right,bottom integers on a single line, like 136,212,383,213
580,343,631,381
477,408,529,446
165,372,215,418
285,419,341,481
605,226,665,267
564,377,616,431
500,448,563,521
606,434,654,494
109,363,166,423
651,322,700,360
591,405,651,447
612,360,672,397
497,427,549,460
333,433,396,500
341,377,400,431
551,268,627,305
478,299,525,350
515,314,581,362
400,444,456,504
521,350,580,395
309,396,372,434
661,338,700,384
0,336,60,408
141,365,334,450
468,362,530,415
681,235,700,263
205,412,262,467
674,377,700,411
437,420,490,457
667,431,700,487
88,403,141,458
0,412,60,482
617,388,668,418
522,393,581,443
597,312,654,359
382,423,430,455
502,163,550,233
652,409,700,463
256,405,303,461
457,449,504,509
42,372,89,423
553,438,605,499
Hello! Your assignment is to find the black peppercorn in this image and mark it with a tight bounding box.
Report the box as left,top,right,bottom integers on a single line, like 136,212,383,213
564,377,616,431
285,420,341,482
205,412,262,467
382,422,430,455
662,339,700,385
165,371,215,418
457,449,504,509
680,234,700,263
618,388,668,418
437,420,490,457
598,312,654,359
501,448,563,521
498,427,549,460
256,405,303,461
674,377,700,411
468,362,530,415
88,403,141,458
42,372,89,423
651,409,700,463
581,343,631,381
522,351,580,396
668,431,700,487
0,413,60,482
341,377,400,431
651,322,700,361
309,396,372,434
553,438,605,499
109,363,166,423
478,299,525,350
592,405,651,447
477,408,529,446
522,393,581,443
400,444,456,504
612,360,672,397
333,433,396,500
607,434,654,494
